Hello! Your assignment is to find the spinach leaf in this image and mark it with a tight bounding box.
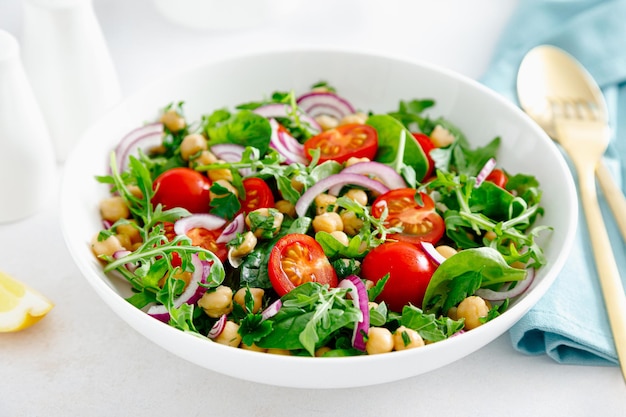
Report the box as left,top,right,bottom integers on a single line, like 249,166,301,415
400,305,464,342
422,247,527,315
366,114,429,182
257,282,362,356
204,110,272,155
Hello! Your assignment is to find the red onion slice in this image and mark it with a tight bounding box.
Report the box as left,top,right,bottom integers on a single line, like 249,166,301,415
115,122,164,172
420,241,446,265
147,254,212,322
268,118,308,165
253,103,321,134
261,299,282,321
338,275,370,351
328,161,406,195
295,173,390,217
216,213,245,244
207,314,227,339
475,268,535,301
296,91,356,120
174,214,227,236
475,157,497,188
113,249,137,273
210,143,245,162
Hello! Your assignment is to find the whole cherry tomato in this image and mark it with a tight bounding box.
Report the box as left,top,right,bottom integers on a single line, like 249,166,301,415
152,167,212,213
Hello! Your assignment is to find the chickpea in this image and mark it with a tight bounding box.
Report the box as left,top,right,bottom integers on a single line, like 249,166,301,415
340,210,363,236
229,231,258,258
214,321,242,347
116,221,142,245
330,231,350,246
364,280,375,291
312,212,344,234
194,150,219,166
90,233,125,257
368,301,379,310
392,326,425,351
240,342,267,353
314,114,339,131
115,233,132,251
314,193,338,215
233,287,265,314
315,346,332,357
198,285,234,318
180,133,207,161
447,306,458,321
290,177,305,193
127,184,143,199
275,199,297,218
267,348,291,356
456,296,490,330
484,230,497,241
207,164,234,182
246,208,284,239
511,261,526,269
366,327,394,355
436,245,457,259
99,196,130,222
160,109,186,132
209,179,238,200
344,189,368,206
429,124,455,148
344,157,370,167
339,112,367,125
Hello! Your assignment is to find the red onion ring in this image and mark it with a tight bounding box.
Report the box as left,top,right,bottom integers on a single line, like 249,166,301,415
210,143,245,162
295,173,390,217
207,314,227,339
261,299,282,321
268,118,308,165
115,122,164,172
420,241,446,265
112,249,137,273
253,103,321,134
475,268,535,301
296,91,356,120
147,254,212,322
216,213,245,244
174,214,227,236
338,275,370,351
328,161,407,195
475,157,497,188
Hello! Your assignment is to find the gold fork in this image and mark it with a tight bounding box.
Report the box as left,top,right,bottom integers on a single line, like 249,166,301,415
518,45,626,382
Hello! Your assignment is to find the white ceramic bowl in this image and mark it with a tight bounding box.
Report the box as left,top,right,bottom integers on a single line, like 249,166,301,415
61,48,577,388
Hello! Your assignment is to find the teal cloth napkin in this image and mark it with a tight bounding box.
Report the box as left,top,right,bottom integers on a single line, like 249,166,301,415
480,0,626,366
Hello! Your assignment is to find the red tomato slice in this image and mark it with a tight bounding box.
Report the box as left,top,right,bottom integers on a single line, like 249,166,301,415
162,221,227,263
303,124,378,164
361,241,437,311
240,177,275,213
185,227,228,263
268,233,338,296
486,168,508,188
371,188,444,245
411,132,435,179
152,167,212,214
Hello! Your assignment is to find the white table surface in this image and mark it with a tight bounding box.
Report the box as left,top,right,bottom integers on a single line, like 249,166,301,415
0,1,624,416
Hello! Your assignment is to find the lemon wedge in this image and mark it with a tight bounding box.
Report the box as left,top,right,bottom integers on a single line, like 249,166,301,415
0,270,54,332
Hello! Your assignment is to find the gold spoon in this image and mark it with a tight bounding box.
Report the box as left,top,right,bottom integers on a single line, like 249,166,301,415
517,45,626,382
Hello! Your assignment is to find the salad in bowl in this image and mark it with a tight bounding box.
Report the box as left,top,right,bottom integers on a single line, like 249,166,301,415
61,49,576,387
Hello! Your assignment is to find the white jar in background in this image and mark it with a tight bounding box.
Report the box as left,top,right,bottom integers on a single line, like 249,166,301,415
21,0,122,162
0,30,57,223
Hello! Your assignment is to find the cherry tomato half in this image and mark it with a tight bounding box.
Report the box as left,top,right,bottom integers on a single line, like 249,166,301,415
303,123,378,164
162,222,228,263
268,233,338,296
411,132,435,179
152,167,212,214
361,241,437,311
240,177,275,213
486,168,508,189
371,188,445,245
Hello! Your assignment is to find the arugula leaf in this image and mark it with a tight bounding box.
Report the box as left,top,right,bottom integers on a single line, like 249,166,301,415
399,305,464,342
387,98,435,131
366,114,429,181
422,247,527,315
